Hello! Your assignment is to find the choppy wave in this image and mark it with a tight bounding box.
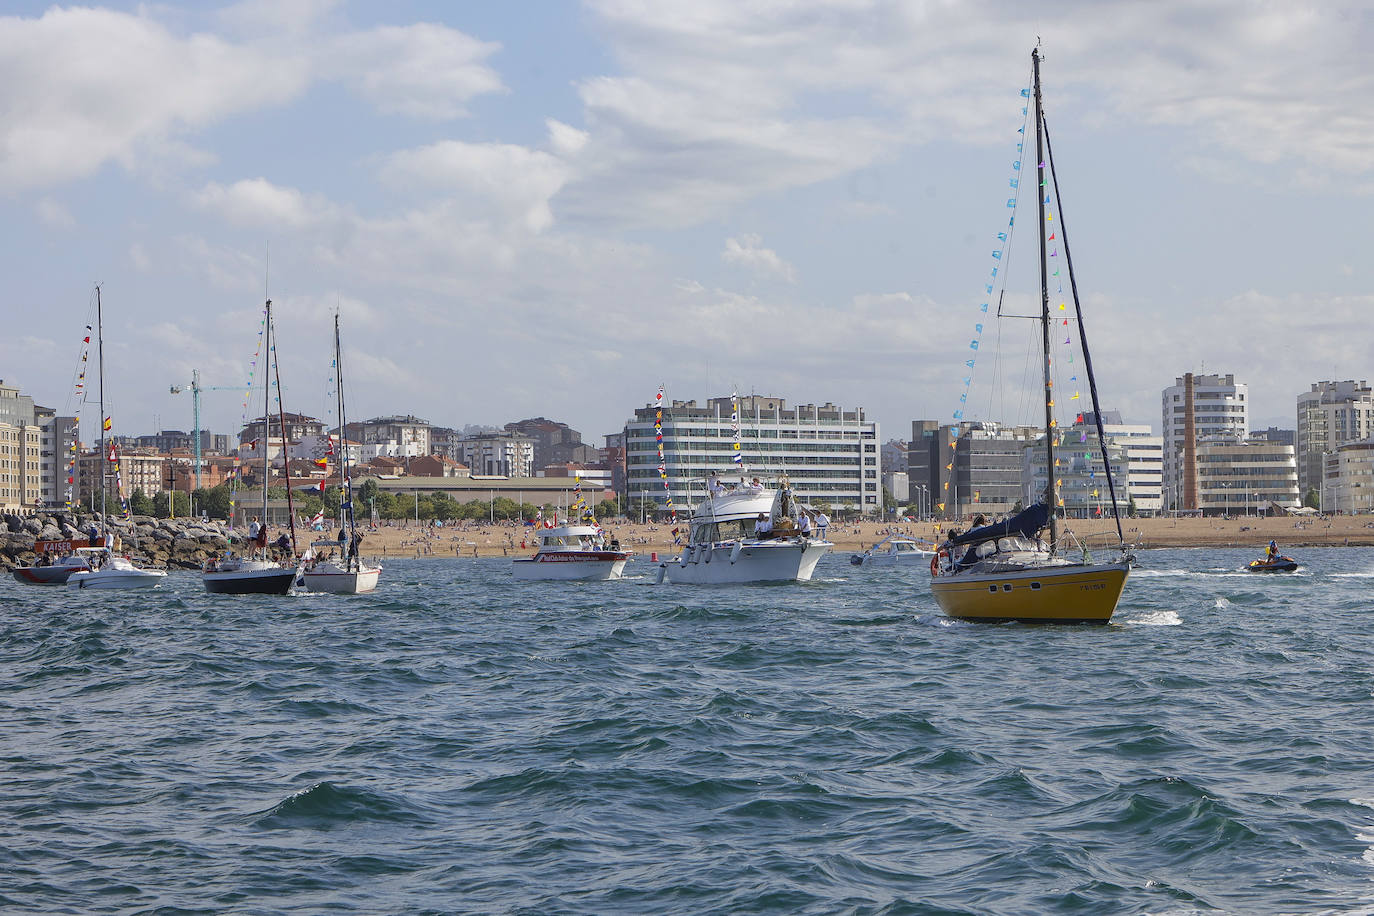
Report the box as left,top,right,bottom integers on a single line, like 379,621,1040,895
2,546,1373,913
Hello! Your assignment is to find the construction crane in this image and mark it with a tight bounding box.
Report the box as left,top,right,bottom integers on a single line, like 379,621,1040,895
170,369,241,490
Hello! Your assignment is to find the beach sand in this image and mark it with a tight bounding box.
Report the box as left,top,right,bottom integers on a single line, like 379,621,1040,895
351,513,1374,559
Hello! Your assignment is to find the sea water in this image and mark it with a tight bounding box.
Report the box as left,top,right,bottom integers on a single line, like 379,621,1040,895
2,548,1373,914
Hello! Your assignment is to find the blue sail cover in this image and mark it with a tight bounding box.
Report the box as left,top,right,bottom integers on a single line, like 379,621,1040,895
949,502,1049,547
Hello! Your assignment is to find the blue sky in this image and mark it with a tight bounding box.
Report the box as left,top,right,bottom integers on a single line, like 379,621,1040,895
1,1,1370,447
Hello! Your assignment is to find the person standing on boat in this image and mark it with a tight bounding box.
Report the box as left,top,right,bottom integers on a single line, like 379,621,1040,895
817,511,830,540
754,513,773,539
248,516,261,544
708,472,726,497
798,512,813,539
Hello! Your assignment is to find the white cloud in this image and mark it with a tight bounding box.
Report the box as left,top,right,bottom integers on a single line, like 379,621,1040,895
325,23,504,120
722,234,795,282
0,8,504,194
192,178,337,231
0,7,308,192
379,141,570,233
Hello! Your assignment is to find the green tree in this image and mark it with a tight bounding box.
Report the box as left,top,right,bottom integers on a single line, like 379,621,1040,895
1303,488,1320,509
594,499,619,520
194,485,232,519
491,497,521,521
130,488,155,517
1127,497,1138,518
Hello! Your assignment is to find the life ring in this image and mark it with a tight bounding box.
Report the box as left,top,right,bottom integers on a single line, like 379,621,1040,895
931,548,949,576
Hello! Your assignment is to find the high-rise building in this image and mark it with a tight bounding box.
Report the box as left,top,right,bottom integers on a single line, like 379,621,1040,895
0,379,42,511
1023,430,1128,519
1324,439,1374,515
625,396,880,515
1296,380,1374,502
907,420,1038,519
36,407,80,509
1161,373,1248,511
1195,438,1299,515
346,415,431,458
459,433,536,477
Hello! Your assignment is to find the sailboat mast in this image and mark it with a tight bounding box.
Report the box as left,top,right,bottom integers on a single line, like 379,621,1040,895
269,301,298,554
261,299,271,556
1033,47,1058,551
334,313,351,537
96,285,107,535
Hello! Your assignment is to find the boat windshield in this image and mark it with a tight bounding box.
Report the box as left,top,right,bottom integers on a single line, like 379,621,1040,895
894,541,917,553
691,518,756,544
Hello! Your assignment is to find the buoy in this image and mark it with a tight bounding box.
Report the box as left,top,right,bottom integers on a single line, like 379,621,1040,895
651,551,658,562
730,540,743,564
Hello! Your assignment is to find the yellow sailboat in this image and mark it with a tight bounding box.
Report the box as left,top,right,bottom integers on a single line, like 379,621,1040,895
929,47,1132,624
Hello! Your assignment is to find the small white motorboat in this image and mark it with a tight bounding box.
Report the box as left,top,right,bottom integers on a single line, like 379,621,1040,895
66,550,167,589
850,534,936,566
512,524,631,580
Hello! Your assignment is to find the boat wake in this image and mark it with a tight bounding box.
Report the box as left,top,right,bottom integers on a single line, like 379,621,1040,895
1120,610,1182,627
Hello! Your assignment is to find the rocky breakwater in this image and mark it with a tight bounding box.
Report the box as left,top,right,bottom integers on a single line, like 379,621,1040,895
1,511,233,572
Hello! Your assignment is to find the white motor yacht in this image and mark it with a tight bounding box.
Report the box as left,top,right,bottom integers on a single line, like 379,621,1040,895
657,479,829,584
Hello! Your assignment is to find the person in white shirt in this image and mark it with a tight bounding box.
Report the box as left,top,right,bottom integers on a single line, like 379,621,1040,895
817,512,830,540
798,513,813,538
708,473,726,497
754,513,773,538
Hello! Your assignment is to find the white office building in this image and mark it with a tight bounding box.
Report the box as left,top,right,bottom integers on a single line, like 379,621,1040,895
1161,373,1248,511
459,433,536,478
1195,438,1299,515
1296,380,1374,501
1323,439,1374,515
625,395,881,515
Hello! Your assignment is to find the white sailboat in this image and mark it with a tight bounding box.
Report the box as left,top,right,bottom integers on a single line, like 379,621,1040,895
66,286,166,590
202,296,300,595
302,313,382,594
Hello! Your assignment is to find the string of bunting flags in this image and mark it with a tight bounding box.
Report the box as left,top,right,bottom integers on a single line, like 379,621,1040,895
229,308,269,522
730,392,743,469
63,325,93,509
653,386,676,521
940,80,1033,513
941,77,1090,513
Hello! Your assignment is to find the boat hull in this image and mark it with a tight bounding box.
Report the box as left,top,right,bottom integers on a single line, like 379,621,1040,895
302,564,382,593
930,562,1130,624
662,539,829,584
13,565,84,585
203,567,298,594
1247,558,1299,572
67,568,166,589
512,553,628,581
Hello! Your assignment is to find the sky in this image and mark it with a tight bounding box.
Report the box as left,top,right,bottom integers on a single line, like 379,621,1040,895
1,0,1371,448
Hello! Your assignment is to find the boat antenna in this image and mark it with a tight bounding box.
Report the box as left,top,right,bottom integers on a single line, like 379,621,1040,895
1032,46,1057,553
1043,116,1126,548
